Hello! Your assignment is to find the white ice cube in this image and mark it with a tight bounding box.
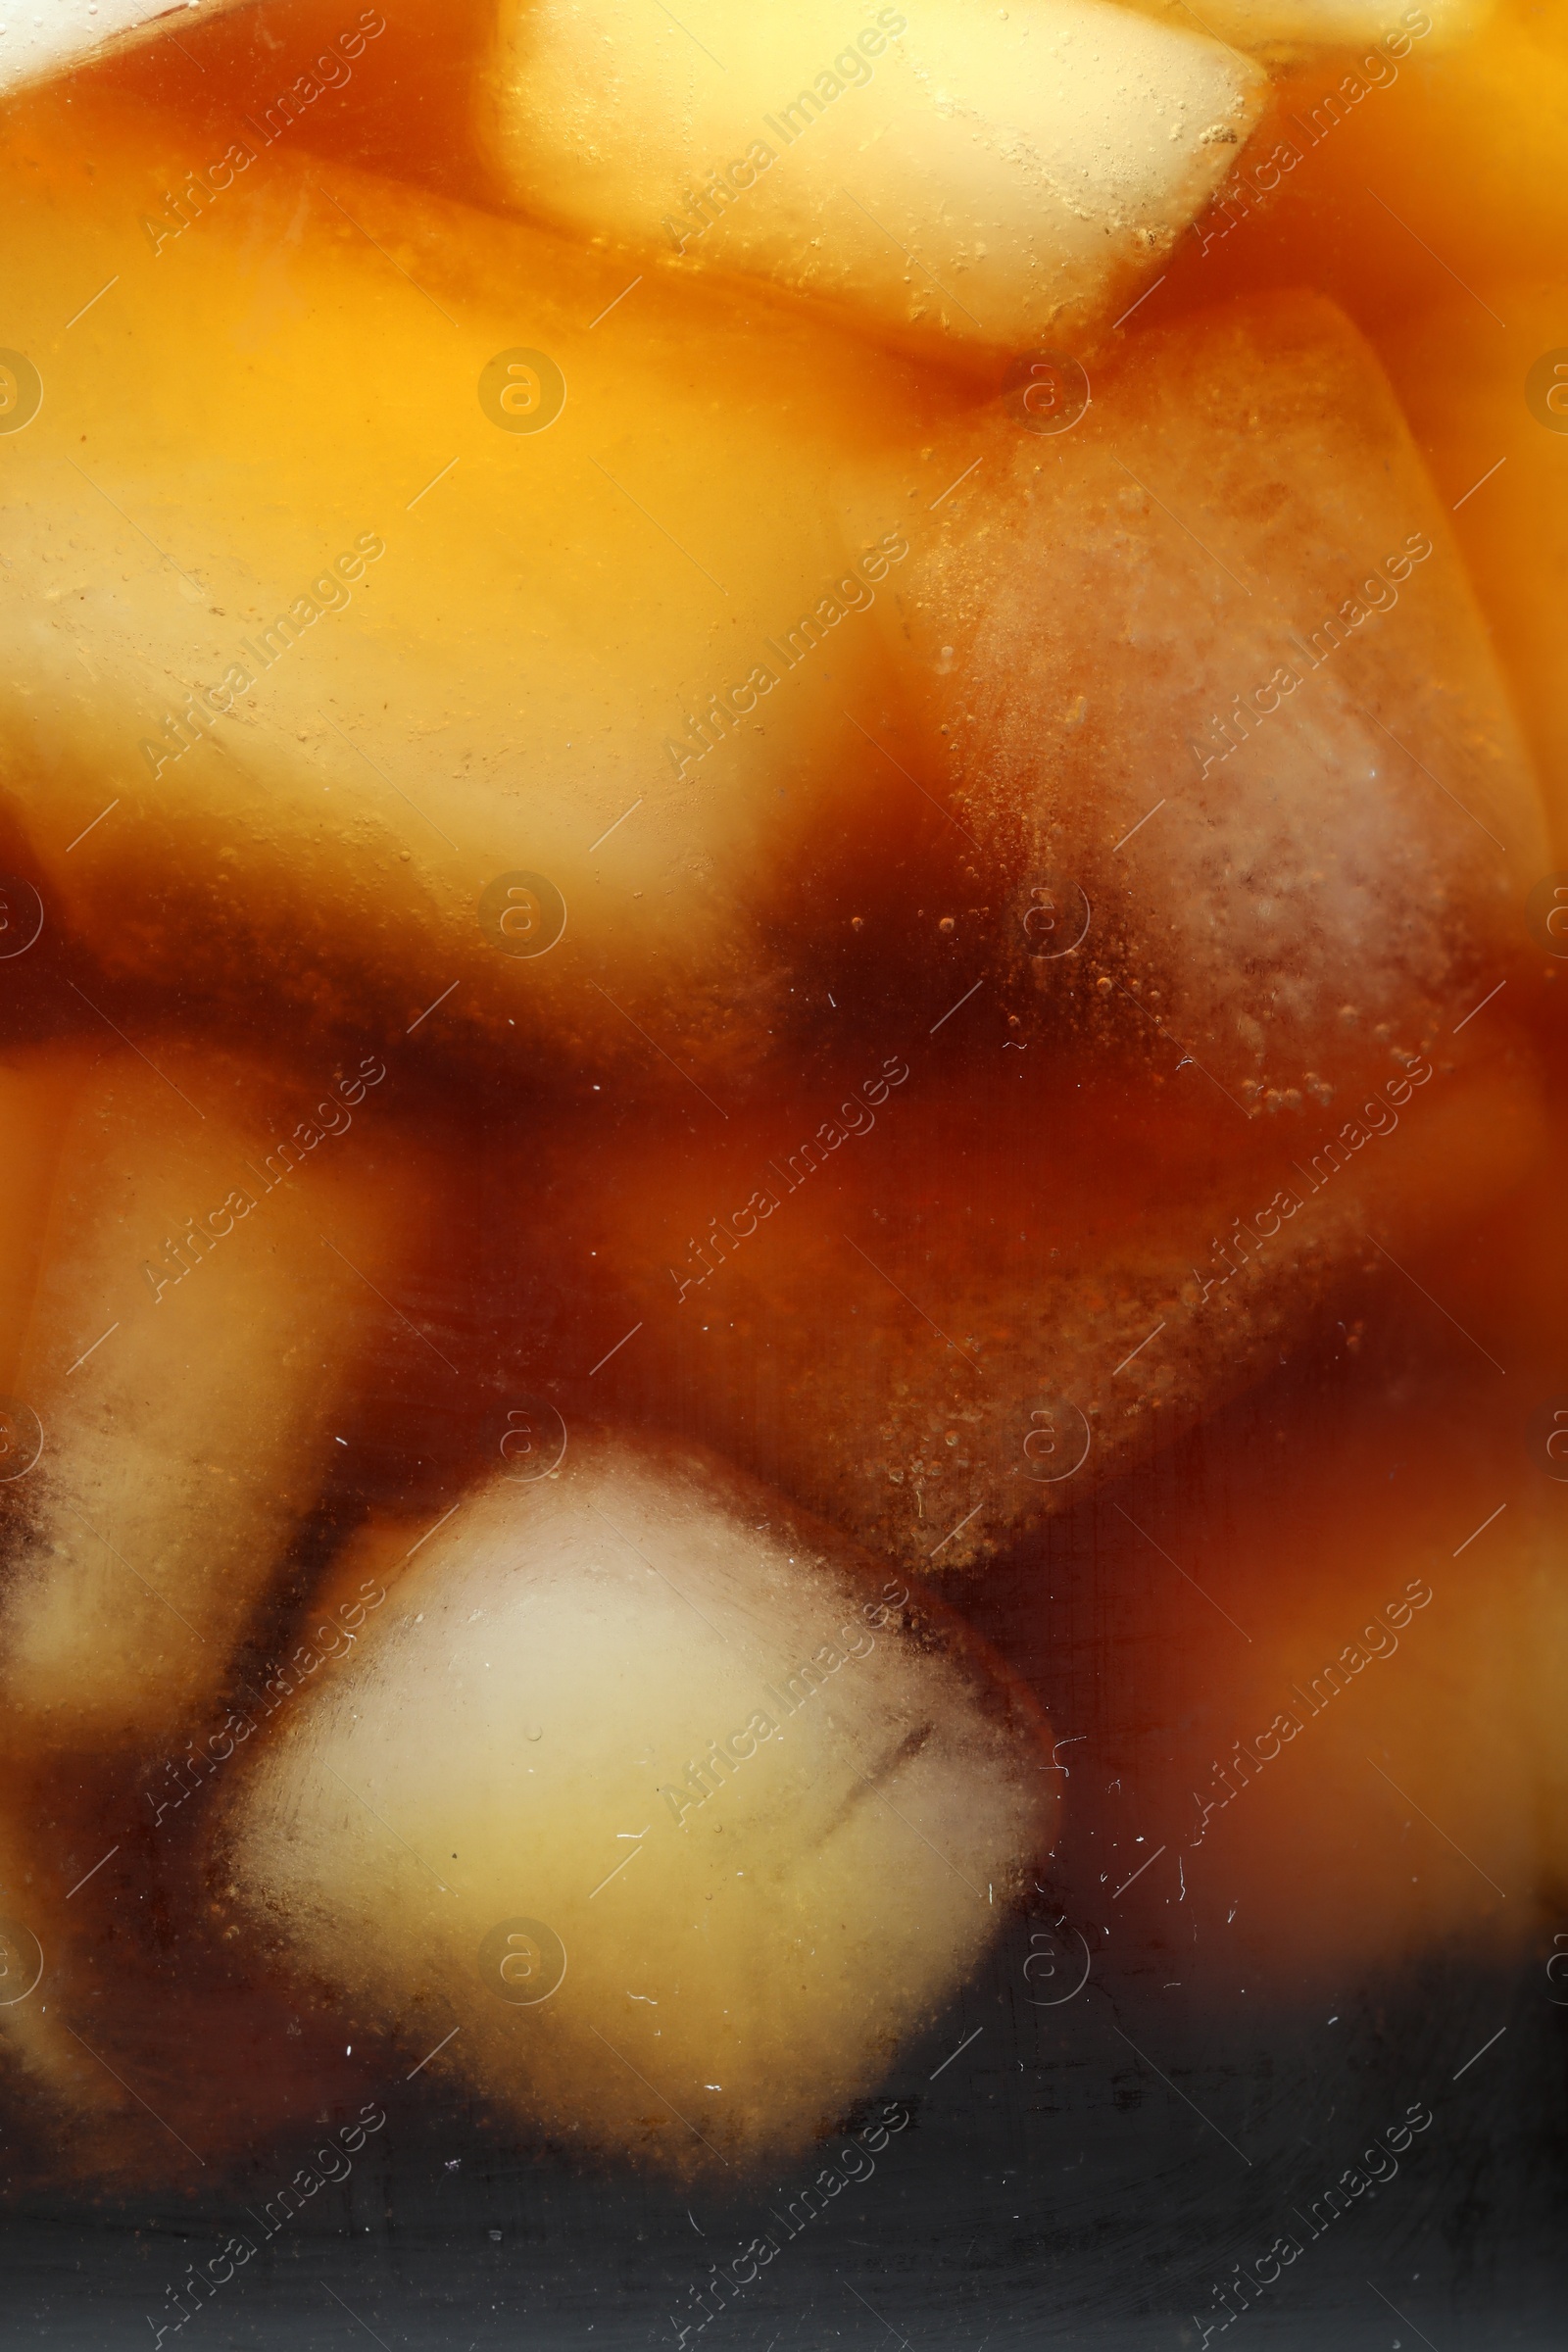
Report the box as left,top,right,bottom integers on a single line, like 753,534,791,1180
477,0,1265,355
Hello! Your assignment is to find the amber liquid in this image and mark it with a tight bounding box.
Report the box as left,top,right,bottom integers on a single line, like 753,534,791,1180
0,1,1562,2339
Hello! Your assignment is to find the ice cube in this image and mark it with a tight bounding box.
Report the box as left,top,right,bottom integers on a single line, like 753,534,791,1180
0,87,919,1093
486,1046,1544,1573
0,1041,429,1745
224,1433,1054,2167
882,290,1546,1109
476,0,1264,357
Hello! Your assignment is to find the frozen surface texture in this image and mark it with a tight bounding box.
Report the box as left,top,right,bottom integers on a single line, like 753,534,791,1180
0,1045,421,1746
499,1055,1544,1575
227,1436,1053,2168
479,0,1265,354
887,291,1544,1100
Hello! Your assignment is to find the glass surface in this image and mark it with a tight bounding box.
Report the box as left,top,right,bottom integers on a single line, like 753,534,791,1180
0,2,1562,2346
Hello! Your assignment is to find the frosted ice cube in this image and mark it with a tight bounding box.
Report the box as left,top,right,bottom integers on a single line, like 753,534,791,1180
890,290,1546,1105
225,1434,1054,2167
0,1042,428,1746
477,0,1265,356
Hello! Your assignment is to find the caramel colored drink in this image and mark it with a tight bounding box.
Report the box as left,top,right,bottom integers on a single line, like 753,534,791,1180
0,1,1561,2343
